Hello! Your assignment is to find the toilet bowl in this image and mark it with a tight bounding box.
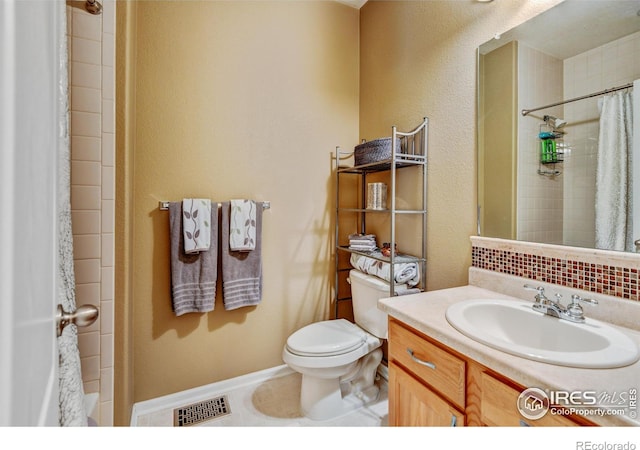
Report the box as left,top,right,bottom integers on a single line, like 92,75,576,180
282,270,391,420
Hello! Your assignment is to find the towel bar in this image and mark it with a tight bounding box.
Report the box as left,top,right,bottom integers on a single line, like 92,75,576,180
159,200,270,211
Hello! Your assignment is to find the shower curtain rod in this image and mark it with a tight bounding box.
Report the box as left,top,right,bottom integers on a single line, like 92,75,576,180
521,82,633,116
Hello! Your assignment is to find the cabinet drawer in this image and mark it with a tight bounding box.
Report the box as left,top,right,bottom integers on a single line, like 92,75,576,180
389,361,465,427
389,320,466,409
480,372,580,427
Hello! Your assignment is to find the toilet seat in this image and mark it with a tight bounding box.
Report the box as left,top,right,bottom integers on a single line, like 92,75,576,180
285,319,367,357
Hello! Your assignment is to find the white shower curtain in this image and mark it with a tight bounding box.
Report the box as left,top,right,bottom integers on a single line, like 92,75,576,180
56,1,88,426
595,88,634,252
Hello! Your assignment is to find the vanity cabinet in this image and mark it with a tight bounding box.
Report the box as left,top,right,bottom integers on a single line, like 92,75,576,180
388,318,594,427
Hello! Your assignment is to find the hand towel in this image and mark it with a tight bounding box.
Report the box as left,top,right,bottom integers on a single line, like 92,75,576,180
229,199,256,251
169,202,218,316
221,201,263,310
182,198,212,254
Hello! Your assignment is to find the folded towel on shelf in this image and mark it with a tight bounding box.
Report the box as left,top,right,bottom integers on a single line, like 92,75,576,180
349,233,376,242
229,199,257,252
348,240,376,246
169,202,218,316
221,201,263,310
182,198,212,254
349,245,377,252
350,251,420,287
348,233,377,252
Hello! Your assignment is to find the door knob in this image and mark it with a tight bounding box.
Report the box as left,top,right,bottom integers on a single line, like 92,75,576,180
56,304,99,337
635,239,640,252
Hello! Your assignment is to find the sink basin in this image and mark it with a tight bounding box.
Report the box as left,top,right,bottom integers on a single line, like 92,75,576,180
445,299,640,368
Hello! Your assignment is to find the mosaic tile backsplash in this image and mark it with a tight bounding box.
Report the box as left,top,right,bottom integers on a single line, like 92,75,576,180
472,245,639,302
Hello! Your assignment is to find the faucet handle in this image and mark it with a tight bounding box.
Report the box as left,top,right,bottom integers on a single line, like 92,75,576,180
524,284,544,294
570,294,598,306
566,294,598,321
523,284,547,302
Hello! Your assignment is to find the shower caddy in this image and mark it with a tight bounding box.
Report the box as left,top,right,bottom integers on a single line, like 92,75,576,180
333,118,428,319
537,117,565,177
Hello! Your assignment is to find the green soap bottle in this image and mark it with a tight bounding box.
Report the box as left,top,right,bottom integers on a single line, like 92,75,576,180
540,139,557,164
540,139,549,163
549,139,557,162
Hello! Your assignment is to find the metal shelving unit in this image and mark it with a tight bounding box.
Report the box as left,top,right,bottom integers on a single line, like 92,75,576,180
333,118,428,319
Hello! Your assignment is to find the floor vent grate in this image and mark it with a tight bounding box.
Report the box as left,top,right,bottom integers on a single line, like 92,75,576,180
173,395,231,427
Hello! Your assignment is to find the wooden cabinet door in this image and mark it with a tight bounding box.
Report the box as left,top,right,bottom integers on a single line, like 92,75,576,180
480,372,583,426
389,361,465,427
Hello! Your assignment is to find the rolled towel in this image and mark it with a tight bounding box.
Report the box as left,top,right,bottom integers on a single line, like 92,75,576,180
229,199,257,251
395,287,421,296
182,198,212,254
350,251,420,287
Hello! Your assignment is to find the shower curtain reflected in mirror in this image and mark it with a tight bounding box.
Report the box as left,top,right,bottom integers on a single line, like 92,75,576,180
595,87,634,252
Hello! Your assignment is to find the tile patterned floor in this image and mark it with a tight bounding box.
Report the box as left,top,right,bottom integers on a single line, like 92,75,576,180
133,365,388,427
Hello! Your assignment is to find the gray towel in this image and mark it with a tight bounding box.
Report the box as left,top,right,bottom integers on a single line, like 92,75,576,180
221,201,263,310
169,201,218,316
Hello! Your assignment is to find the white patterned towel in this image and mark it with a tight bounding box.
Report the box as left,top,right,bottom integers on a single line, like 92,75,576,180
230,199,256,251
350,251,420,287
182,199,212,254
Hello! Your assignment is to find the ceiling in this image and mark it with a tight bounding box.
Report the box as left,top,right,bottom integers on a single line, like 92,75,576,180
480,1,640,59
335,0,368,9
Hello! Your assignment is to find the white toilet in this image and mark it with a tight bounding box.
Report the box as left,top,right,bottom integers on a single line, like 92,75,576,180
282,269,392,420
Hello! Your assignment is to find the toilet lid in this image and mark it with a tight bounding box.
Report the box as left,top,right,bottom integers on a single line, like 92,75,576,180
286,319,367,357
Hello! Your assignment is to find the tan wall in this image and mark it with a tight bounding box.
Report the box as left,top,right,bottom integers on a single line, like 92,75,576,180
118,1,359,405
359,0,562,291
115,0,135,426
479,41,517,240
114,0,565,424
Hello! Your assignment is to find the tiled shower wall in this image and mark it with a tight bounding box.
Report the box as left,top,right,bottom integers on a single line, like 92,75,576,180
67,0,115,426
562,30,640,249
515,31,640,249
517,43,564,245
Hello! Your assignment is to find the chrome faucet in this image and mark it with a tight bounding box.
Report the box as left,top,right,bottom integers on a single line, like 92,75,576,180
523,285,598,323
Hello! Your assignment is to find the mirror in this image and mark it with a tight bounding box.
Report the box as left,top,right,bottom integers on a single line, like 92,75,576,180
477,0,640,252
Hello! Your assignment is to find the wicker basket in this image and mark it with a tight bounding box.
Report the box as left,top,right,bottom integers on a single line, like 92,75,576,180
354,137,402,166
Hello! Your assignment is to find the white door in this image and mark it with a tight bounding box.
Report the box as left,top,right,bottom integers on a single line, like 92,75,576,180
0,0,63,426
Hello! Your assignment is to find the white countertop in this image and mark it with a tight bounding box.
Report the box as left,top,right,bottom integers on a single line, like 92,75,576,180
378,285,640,427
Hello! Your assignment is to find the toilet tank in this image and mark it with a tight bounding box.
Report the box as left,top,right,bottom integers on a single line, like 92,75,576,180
348,270,392,339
